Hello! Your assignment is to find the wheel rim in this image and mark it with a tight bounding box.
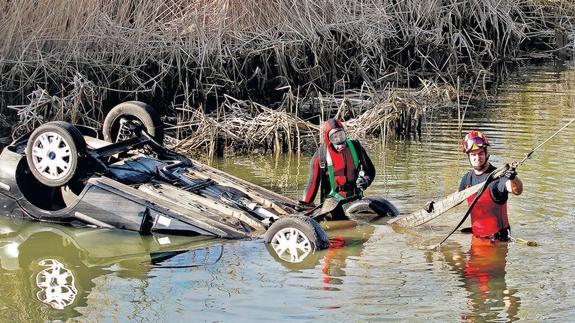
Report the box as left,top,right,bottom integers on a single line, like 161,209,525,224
30,132,74,180
270,227,312,263
114,117,142,142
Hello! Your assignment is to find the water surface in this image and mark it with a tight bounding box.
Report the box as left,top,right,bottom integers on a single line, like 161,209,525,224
1,63,575,321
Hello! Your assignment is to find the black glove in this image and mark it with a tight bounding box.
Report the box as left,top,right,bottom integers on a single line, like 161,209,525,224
424,200,435,213
504,167,517,180
356,176,369,190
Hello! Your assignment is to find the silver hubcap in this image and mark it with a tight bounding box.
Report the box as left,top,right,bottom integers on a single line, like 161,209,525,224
271,227,312,263
31,132,73,180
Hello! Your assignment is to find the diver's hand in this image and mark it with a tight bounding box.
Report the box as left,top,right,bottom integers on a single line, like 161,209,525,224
504,167,517,180
356,176,369,190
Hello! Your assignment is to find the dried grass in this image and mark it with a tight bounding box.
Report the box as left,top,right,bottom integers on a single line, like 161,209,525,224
6,74,101,138
1,0,574,154
169,80,457,155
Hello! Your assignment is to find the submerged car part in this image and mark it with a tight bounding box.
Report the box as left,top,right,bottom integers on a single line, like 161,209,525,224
264,215,330,261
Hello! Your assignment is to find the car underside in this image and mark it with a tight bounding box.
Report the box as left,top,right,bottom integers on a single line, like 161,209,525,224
0,101,399,256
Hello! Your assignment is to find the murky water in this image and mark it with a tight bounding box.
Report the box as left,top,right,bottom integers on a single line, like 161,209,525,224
2,63,575,321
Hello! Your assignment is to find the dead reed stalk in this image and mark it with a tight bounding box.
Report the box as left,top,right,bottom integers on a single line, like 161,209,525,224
1,0,573,154
169,80,457,155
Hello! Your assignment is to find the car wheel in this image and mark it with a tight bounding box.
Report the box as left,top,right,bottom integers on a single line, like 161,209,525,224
25,121,86,187
102,101,164,143
264,215,329,262
344,197,399,222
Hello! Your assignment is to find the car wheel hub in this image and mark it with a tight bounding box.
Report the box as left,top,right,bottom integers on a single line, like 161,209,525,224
270,227,312,263
31,132,72,180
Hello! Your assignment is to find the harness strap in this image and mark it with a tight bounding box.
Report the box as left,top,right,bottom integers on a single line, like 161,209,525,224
326,150,344,200
347,139,359,170
325,140,360,201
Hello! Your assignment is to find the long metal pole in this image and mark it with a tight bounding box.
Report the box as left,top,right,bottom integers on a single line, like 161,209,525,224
517,117,575,167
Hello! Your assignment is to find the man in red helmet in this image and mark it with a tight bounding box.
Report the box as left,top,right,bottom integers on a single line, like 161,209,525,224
300,118,375,217
458,131,523,241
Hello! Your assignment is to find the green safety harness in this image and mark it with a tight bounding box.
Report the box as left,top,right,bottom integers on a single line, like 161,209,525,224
321,139,360,201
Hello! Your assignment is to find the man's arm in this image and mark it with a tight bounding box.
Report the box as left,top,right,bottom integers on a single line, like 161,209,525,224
301,151,321,204
502,167,522,195
493,171,523,203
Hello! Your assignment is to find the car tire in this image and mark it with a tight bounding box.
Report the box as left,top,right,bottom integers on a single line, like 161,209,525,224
102,101,163,143
344,197,399,222
264,215,330,262
25,121,86,187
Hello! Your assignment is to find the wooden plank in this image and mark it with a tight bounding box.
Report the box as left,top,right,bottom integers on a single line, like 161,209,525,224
389,183,483,227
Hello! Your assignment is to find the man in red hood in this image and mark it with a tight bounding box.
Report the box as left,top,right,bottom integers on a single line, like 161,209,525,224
300,118,375,214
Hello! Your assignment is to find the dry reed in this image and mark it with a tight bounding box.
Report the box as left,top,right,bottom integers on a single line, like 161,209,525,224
169,80,458,155
1,0,574,154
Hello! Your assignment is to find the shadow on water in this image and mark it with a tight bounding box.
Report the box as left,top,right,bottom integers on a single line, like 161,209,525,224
432,237,520,322
0,217,224,321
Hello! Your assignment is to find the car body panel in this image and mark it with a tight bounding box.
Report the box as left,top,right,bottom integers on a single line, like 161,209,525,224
0,128,295,238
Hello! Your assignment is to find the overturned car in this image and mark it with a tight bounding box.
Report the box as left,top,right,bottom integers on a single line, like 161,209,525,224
0,101,398,254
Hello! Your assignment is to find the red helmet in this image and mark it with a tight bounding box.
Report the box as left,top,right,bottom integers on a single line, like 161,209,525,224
462,131,490,153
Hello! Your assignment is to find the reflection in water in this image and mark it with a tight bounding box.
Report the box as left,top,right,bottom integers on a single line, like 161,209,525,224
150,244,224,268
437,237,520,322
0,217,223,320
321,224,375,287
265,243,323,270
266,223,375,289
35,259,78,310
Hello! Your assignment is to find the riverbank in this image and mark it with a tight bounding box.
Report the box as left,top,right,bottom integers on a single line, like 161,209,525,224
169,80,458,157
1,0,574,155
